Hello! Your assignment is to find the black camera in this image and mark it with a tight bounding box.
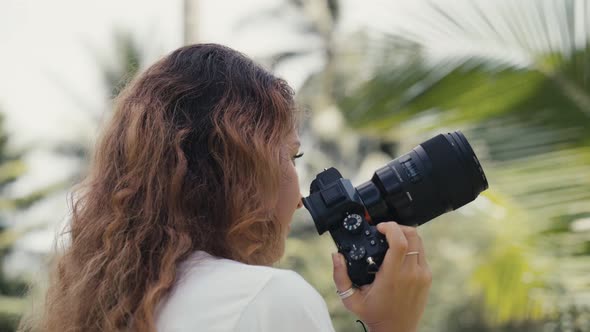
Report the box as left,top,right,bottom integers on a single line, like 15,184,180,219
302,131,488,286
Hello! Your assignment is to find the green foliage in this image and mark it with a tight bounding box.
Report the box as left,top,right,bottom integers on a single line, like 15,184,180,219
333,0,590,329
0,297,23,332
0,112,33,331
0,115,24,189
471,244,546,324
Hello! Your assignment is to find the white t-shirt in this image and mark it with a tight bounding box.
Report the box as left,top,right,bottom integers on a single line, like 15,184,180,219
155,250,336,332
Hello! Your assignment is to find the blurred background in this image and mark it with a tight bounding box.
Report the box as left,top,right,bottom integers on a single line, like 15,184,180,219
1,0,589,331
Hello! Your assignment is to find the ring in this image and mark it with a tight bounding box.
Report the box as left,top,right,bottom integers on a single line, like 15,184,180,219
336,286,356,300
405,251,420,256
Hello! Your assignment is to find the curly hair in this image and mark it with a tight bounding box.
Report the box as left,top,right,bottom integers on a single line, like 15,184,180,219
20,44,298,331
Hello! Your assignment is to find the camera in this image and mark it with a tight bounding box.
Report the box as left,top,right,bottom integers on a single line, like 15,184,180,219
302,131,489,286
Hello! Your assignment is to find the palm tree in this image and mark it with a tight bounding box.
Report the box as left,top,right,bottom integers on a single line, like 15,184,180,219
336,0,590,329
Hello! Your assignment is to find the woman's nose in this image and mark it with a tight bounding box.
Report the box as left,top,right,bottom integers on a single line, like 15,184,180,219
297,195,304,209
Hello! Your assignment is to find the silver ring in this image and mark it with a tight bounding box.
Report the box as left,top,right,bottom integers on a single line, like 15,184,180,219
405,251,420,256
336,286,356,300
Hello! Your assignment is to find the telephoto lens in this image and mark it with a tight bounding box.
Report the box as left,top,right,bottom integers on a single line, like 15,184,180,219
303,130,489,233
357,130,488,226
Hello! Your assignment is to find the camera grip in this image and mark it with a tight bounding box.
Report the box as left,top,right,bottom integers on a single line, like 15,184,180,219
332,219,389,286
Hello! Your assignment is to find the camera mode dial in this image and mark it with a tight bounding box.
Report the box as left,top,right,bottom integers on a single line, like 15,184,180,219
343,214,363,233
348,244,366,261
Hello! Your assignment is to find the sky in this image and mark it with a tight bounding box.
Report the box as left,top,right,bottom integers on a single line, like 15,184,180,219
0,0,354,150
0,0,184,150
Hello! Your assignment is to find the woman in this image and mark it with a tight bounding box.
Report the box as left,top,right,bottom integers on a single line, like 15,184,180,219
21,44,431,332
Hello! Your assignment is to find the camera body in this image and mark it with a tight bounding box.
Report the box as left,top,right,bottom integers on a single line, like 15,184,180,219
302,131,488,286
304,167,389,285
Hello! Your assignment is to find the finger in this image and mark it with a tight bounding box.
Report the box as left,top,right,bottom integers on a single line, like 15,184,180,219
405,232,432,286
331,252,362,308
399,225,422,267
375,222,408,274
415,233,429,269
332,252,353,292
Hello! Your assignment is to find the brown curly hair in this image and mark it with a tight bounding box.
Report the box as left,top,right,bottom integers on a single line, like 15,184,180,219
20,43,298,331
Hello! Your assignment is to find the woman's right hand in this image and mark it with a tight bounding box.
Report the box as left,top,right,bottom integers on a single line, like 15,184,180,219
331,221,432,332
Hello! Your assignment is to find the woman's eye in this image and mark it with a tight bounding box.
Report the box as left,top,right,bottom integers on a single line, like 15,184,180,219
292,152,304,165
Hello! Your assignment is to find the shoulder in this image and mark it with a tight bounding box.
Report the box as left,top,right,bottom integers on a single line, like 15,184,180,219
235,269,335,332
254,268,326,304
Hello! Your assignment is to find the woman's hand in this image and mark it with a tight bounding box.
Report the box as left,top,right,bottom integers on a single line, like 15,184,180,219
332,221,432,332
